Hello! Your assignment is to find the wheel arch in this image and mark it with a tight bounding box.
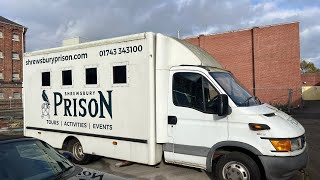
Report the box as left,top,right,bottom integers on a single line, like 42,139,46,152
206,141,264,175
62,136,78,150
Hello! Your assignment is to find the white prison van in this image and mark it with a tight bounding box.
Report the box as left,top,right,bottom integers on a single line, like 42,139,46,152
24,32,308,180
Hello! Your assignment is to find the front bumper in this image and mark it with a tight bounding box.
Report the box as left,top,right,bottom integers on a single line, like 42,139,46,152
259,146,308,180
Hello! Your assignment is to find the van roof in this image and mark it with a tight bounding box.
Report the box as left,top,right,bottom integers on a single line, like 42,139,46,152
174,37,222,68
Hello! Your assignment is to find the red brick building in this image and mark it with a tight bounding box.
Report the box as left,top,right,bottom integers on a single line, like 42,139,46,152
0,16,27,101
185,22,301,106
301,73,320,86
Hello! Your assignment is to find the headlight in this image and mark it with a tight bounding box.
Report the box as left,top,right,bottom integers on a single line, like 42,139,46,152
270,136,305,152
290,138,301,151
270,139,291,152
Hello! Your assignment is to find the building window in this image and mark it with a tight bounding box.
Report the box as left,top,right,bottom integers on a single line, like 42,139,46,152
12,73,20,81
62,70,72,85
0,72,3,80
86,68,97,85
113,65,127,84
0,31,3,38
0,93,4,99
12,52,20,60
0,51,3,58
42,72,51,86
13,92,21,99
12,34,19,41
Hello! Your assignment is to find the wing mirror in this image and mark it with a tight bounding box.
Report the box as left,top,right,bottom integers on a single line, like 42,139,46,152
217,94,229,116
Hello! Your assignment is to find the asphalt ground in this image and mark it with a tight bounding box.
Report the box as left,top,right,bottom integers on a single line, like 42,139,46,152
291,101,320,180
0,101,319,179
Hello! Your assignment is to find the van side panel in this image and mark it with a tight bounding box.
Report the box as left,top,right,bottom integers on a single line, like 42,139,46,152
24,34,156,164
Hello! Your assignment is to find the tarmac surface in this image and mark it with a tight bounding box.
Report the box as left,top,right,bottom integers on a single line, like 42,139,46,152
291,101,320,180
0,101,319,179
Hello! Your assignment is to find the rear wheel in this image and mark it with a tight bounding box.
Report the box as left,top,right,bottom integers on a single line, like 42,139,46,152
214,152,261,180
67,138,92,165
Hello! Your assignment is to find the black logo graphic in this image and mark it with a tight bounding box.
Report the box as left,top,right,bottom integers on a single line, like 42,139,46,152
41,90,50,118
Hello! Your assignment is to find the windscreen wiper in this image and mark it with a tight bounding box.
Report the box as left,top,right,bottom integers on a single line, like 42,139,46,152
243,96,255,106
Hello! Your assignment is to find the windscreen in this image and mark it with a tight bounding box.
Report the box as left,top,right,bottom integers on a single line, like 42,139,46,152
0,140,74,180
210,72,261,107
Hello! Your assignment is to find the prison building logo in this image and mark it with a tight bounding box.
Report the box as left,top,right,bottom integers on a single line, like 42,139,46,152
41,90,50,119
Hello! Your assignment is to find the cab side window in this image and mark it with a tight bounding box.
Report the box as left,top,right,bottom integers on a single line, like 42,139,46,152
173,72,219,113
173,72,204,111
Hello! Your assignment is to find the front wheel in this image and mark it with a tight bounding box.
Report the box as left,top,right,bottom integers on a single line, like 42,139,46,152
214,152,261,180
67,139,92,165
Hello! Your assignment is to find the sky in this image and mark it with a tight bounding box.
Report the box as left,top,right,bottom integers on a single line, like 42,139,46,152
1,0,320,67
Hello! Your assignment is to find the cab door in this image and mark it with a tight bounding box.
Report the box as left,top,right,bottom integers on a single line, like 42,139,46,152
167,70,228,168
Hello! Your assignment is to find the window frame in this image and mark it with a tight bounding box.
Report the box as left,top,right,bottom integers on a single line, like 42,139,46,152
13,92,21,99
84,65,99,88
41,71,51,87
61,69,73,87
0,92,4,99
12,52,20,60
112,62,129,87
0,51,3,59
0,31,3,38
12,73,20,81
0,72,3,80
172,71,220,114
12,34,19,41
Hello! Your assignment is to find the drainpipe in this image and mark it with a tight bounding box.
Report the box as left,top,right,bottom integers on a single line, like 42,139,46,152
21,27,25,119
21,27,25,84
21,27,25,93
22,27,25,54
251,28,256,96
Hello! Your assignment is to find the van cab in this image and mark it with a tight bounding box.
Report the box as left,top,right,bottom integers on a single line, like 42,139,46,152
166,65,307,179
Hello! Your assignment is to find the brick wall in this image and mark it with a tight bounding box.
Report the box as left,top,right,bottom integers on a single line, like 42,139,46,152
302,73,320,86
0,21,26,102
185,22,301,106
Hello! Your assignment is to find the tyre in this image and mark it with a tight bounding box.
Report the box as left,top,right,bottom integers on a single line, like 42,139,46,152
214,152,261,180
67,138,92,165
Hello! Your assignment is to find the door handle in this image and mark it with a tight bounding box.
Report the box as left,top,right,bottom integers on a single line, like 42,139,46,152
168,116,177,125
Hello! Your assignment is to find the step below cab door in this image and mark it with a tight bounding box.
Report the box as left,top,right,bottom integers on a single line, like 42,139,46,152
165,69,228,168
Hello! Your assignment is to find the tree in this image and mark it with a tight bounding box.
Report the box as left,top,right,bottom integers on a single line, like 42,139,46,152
300,60,320,73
